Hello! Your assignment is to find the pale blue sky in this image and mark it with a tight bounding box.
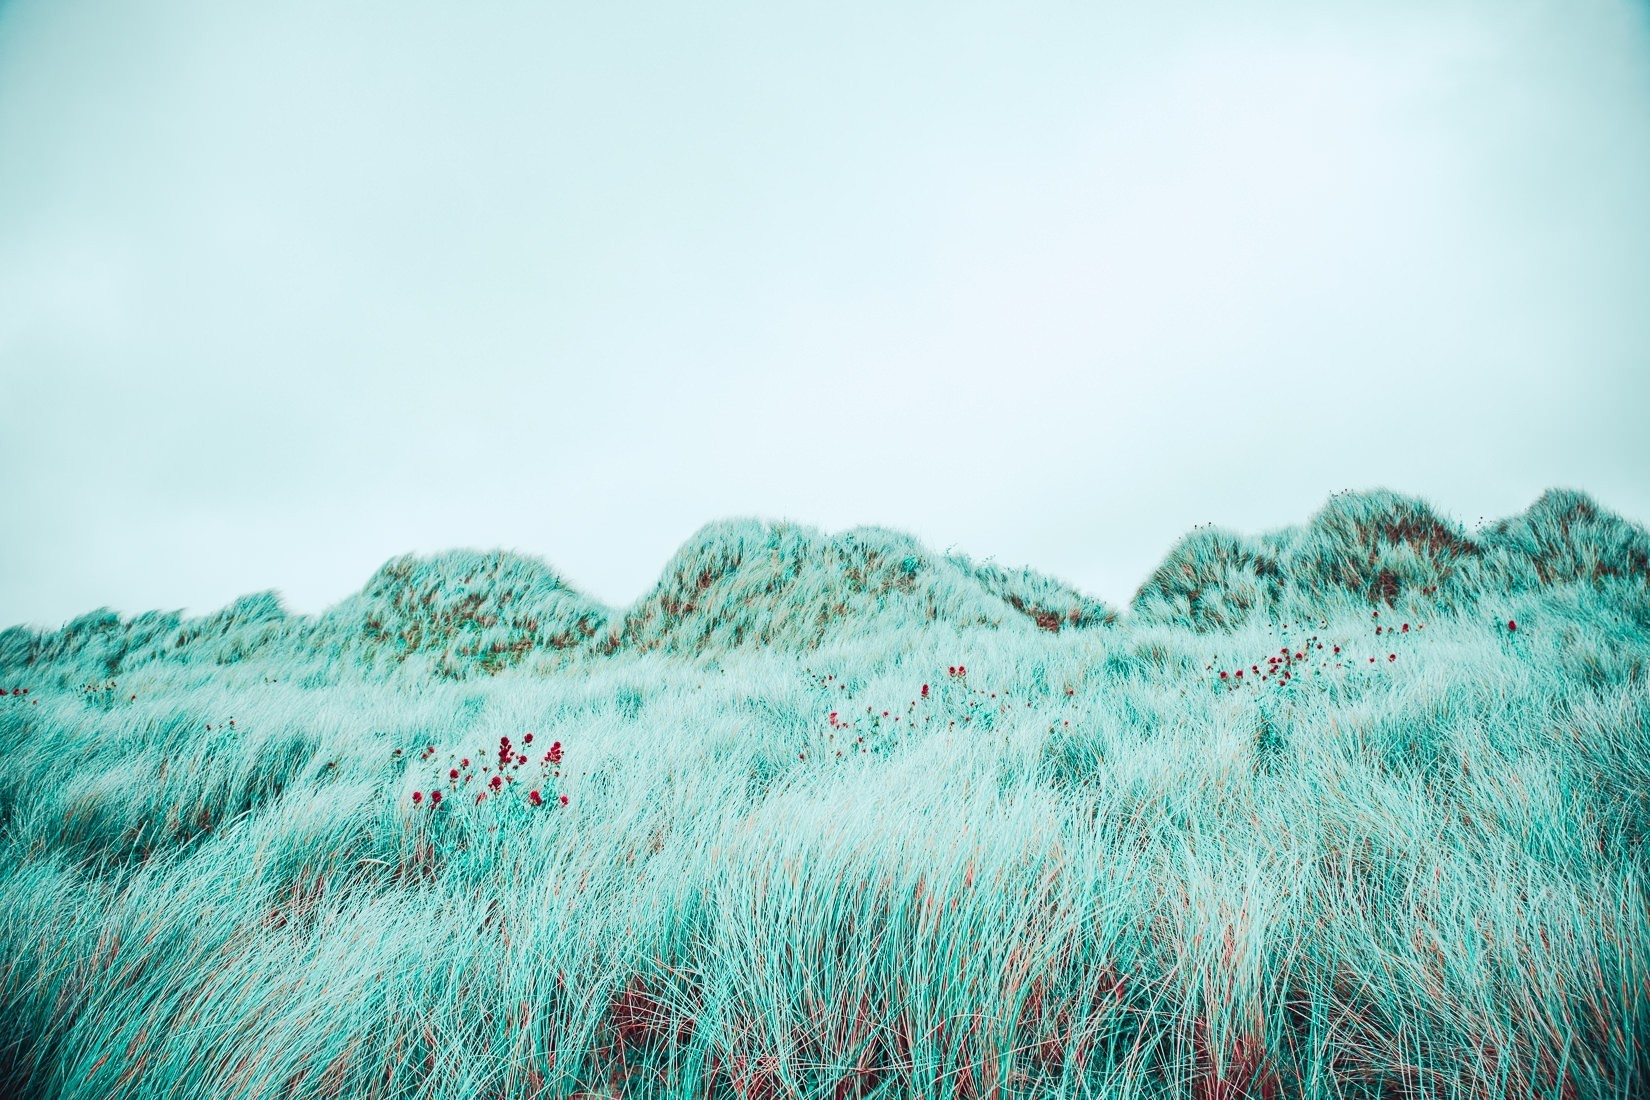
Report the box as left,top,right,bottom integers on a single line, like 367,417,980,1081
3,0,1648,629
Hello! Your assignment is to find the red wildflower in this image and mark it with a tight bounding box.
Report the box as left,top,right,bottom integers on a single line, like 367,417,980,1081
1220,672,1228,679
548,742,563,765
1402,623,1409,632
524,733,533,745
430,790,441,805
490,775,502,790
528,790,543,807
559,795,569,806
449,768,459,780
461,758,470,767
1507,619,1517,632
412,791,423,804
921,684,929,698
1389,654,1396,662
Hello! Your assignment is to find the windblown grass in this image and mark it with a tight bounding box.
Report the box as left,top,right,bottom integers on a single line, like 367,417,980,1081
0,490,1646,1099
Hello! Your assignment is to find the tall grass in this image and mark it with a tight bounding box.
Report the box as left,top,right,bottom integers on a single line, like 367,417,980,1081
0,489,1646,1099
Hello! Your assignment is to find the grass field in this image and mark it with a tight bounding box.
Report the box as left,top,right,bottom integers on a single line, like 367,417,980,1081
1,489,1647,1099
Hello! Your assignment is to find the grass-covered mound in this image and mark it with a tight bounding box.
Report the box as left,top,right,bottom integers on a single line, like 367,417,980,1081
0,490,1646,1100
614,519,1113,656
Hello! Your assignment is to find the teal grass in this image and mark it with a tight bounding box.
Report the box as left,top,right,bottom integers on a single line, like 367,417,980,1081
0,489,1646,1099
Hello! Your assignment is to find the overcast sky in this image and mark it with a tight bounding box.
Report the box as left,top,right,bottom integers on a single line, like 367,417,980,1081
2,0,1648,630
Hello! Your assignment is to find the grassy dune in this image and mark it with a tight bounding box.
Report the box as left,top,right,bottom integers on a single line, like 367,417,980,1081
1,490,1647,1099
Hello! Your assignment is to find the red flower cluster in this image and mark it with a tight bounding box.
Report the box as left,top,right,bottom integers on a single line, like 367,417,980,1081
1211,623,1422,691
405,733,568,811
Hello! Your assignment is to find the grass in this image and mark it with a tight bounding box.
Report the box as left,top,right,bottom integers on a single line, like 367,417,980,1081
0,489,1646,1099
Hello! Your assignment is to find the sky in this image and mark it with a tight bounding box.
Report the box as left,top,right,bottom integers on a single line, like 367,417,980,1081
2,0,1648,630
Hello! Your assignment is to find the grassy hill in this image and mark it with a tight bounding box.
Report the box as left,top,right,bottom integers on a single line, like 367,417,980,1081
0,489,1646,1100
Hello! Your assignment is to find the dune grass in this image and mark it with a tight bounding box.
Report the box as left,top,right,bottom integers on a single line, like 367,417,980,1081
1,492,1647,1099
